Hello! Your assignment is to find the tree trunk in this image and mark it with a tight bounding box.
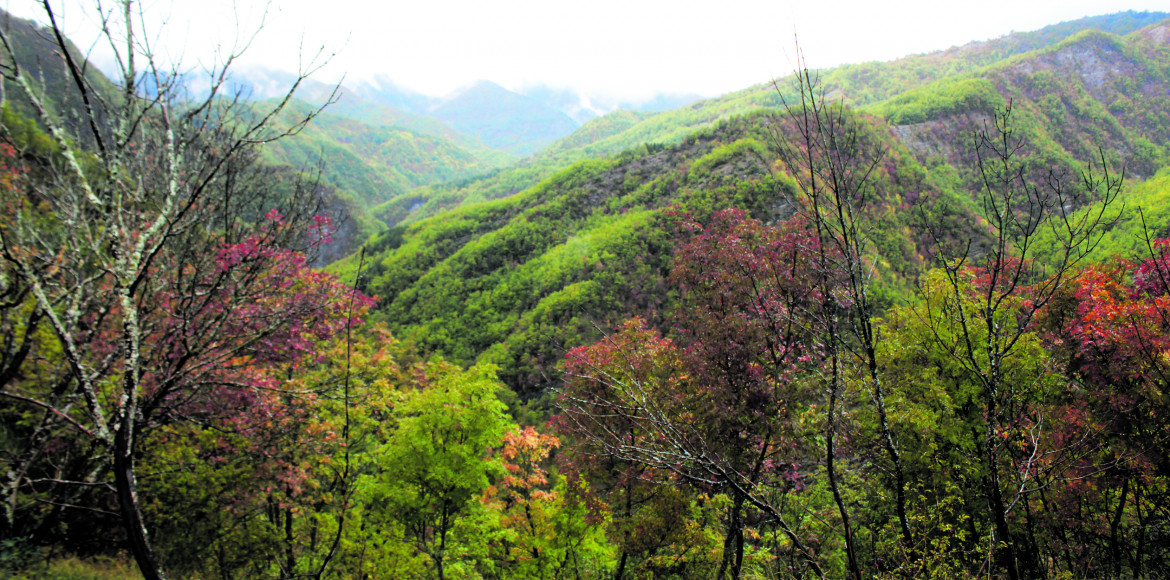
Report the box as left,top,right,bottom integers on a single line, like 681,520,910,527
1110,477,1129,577
864,347,913,549
614,550,628,580
1134,482,1145,578
614,457,634,580
435,501,450,580
827,339,861,580
113,421,167,580
285,504,296,576
718,493,746,579
986,444,1019,580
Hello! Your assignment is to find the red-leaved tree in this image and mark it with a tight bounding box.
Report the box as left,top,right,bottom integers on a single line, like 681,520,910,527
1036,240,1170,576
560,210,833,578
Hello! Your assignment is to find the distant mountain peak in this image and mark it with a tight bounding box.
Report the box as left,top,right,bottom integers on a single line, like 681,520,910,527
448,79,516,98
428,82,578,156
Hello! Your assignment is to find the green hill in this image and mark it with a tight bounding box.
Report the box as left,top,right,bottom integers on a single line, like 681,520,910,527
248,98,519,259
335,110,954,394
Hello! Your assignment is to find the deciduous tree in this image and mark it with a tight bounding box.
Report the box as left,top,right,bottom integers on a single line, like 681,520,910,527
364,361,514,580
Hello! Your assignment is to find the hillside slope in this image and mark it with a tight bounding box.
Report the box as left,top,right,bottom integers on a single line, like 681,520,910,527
878,23,1170,178
0,10,120,140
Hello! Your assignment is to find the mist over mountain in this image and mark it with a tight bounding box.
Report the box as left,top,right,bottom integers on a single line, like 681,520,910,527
225,68,706,159
518,85,705,124
344,74,440,114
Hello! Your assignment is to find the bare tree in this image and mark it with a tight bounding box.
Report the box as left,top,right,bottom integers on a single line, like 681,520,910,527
765,53,913,577
919,102,1123,579
0,2,340,578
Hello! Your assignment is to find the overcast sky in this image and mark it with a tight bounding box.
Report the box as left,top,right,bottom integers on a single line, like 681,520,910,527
5,0,1170,99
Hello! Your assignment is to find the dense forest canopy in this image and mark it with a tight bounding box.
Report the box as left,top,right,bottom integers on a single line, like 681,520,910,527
1,3,1170,579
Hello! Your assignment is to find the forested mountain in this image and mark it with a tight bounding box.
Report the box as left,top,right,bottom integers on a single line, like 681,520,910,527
237,69,703,160
332,12,1170,396
6,5,1170,579
255,98,522,262
317,16,1170,577
205,70,697,258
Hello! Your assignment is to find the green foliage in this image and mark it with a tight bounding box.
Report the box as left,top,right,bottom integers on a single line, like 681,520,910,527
325,97,515,167
0,12,120,134
874,78,1005,126
362,13,1167,233
362,361,515,577
689,138,769,176
343,16,1170,398
870,268,1067,576
0,106,54,155
544,110,653,154
347,117,831,397
12,7,1170,579
825,10,1167,107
